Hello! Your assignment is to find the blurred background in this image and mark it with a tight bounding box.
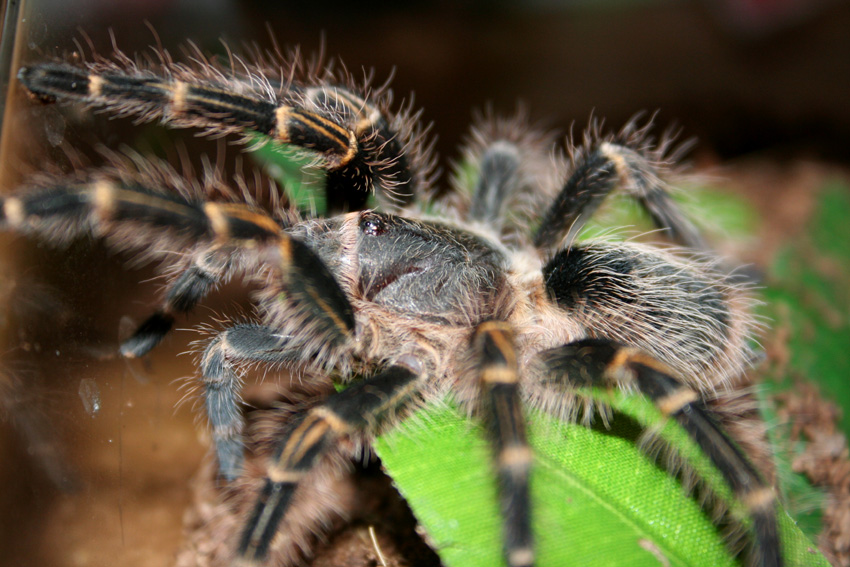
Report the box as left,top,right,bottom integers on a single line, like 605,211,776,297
4,0,850,167
0,0,848,566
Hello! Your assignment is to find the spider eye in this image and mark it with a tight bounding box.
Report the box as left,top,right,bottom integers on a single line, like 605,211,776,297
359,213,386,236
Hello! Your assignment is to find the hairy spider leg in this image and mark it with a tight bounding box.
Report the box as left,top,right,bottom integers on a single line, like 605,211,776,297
236,364,420,563
533,137,704,251
468,140,521,230
0,177,354,355
121,245,232,357
17,63,418,213
473,321,534,567
201,324,300,479
539,339,781,567
18,63,355,166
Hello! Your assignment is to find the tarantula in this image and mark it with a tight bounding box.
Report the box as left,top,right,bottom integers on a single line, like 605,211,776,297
1,43,782,567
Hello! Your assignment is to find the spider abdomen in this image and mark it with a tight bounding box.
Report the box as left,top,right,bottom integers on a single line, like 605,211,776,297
543,242,755,388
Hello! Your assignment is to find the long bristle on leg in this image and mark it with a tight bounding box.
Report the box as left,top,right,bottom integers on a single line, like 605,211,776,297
539,338,781,567
236,364,420,563
473,321,534,567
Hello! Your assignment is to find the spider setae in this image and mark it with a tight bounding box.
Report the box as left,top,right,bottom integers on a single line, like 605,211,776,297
2,43,784,567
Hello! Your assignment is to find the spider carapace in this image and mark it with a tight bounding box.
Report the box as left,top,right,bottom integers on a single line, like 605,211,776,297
2,44,781,567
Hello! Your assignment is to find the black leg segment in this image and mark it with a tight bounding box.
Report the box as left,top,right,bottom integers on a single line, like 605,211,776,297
199,324,301,480
236,364,420,562
473,321,534,567
468,141,521,228
539,338,781,567
121,247,230,358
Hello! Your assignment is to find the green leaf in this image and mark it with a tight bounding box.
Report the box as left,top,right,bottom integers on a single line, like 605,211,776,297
577,185,760,243
375,394,828,567
250,138,327,216
249,134,379,215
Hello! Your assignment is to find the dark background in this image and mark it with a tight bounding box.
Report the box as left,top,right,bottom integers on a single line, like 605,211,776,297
10,0,850,165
